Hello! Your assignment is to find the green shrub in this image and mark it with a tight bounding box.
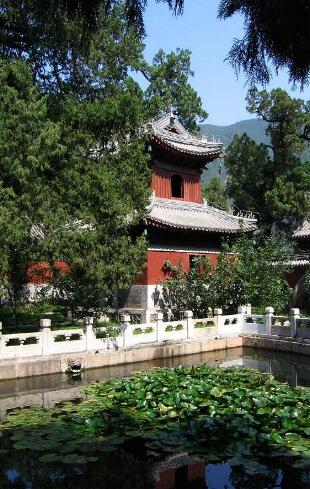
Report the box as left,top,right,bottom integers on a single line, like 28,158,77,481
175,324,183,330
165,325,174,332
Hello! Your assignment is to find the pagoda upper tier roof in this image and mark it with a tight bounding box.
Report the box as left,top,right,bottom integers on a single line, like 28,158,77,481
147,112,224,160
146,197,257,234
293,220,310,239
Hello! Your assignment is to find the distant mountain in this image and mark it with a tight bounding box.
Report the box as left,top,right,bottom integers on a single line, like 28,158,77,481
201,118,269,147
200,118,268,184
200,118,309,185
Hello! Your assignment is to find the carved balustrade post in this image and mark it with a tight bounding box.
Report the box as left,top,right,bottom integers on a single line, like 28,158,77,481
84,316,96,351
40,318,52,355
264,307,274,335
121,314,131,347
155,312,164,342
0,321,3,359
290,308,300,338
238,306,247,333
184,310,194,338
213,308,223,329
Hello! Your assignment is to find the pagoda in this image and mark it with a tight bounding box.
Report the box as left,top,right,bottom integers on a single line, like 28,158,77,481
116,112,257,321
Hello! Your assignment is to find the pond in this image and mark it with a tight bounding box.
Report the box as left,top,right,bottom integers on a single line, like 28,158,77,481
0,347,310,489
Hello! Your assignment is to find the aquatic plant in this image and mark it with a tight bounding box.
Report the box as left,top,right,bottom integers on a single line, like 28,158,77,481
1,365,310,473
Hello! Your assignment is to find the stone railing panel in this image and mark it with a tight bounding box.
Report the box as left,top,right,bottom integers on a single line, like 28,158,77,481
124,323,157,347
270,326,291,336
1,332,42,359
296,329,310,339
243,315,267,335
158,319,187,342
50,328,86,355
218,314,242,336
192,318,218,338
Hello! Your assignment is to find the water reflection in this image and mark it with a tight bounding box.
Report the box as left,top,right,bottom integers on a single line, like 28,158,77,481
2,452,310,489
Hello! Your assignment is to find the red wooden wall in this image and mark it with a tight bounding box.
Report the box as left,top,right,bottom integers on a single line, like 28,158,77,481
151,167,202,203
135,250,220,285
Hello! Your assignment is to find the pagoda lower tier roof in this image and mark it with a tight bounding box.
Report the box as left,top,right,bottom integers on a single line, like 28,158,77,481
293,220,310,239
148,113,224,160
146,198,258,234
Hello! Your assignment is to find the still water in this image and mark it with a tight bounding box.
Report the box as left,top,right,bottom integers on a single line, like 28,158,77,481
0,347,310,489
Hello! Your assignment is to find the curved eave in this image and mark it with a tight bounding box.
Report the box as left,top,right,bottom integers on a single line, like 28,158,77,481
146,217,257,234
152,135,224,161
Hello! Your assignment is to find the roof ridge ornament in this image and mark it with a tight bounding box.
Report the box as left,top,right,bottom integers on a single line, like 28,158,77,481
168,103,175,126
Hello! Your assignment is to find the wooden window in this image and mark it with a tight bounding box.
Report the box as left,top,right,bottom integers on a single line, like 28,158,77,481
171,174,183,198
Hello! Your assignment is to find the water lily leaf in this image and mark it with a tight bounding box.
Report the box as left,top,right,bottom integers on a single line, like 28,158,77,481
284,433,302,442
39,453,62,463
62,454,87,464
227,456,244,466
147,411,157,418
158,403,169,413
86,456,98,462
291,445,310,453
253,398,267,408
210,387,222,398
98,445,116,453
270,432,283,444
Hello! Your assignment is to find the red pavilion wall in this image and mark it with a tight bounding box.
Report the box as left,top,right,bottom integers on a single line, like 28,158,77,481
151,167,202,203
135,250,220,285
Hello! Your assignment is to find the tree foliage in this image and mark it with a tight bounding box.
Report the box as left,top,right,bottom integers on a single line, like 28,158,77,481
143,48,207,130
225,88,310,230
0,1,146,95
0,60,151,312
3,0,309,87
160,256,212,319
218,0,310,87
0,61,63,306
203,176,229,211
160,234,292,317
0,0,209,313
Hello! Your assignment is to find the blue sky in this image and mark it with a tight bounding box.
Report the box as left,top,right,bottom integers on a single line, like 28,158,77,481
139,0,310,125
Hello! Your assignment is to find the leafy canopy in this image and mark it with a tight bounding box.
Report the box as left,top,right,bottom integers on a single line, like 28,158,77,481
0,59,151,312
225,88,310,230
160,233,292,317
203,176,229,211
3,0,309,87
0,0,209,312
143,48,208,130
218,0,310,87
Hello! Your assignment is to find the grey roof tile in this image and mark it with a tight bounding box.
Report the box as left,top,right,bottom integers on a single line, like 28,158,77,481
147,197,257,234
149,113,224,158
293,220,310,239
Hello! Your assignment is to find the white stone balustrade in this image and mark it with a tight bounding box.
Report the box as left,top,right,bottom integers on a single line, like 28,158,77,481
0,305,310,361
